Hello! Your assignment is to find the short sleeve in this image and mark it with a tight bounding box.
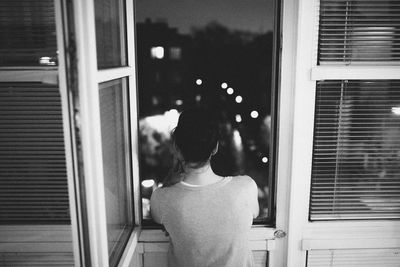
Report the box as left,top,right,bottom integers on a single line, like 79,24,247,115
244,176,259,218
150,188,164,224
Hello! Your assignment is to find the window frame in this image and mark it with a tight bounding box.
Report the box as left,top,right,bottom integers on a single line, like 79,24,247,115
135,0,295,265
136,0,281,228
71,0,141,265
284,0,400,265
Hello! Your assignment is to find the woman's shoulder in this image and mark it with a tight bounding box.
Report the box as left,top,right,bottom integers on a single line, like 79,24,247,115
150,184,178,201
150,186,170,203
230,175,257,189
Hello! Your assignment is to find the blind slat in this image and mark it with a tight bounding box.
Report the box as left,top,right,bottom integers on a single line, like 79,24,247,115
310,80,400,220
318,0,400,65
0,82,70,224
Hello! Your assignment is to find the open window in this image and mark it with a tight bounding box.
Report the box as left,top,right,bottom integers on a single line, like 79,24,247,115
135,0,280,226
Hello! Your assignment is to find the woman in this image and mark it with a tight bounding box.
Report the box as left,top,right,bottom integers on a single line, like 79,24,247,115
150,107,259,267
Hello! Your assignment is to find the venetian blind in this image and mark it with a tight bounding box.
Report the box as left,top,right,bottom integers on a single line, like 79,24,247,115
318,0,400,65
0,0,57,66
310,80,400,220
0,82,70,223
307,248,400,267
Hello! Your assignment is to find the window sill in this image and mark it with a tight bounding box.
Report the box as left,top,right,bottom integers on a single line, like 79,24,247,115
117,227,141,267
137,226,277,252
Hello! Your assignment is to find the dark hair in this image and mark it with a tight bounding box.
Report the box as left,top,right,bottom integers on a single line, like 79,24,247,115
173,107,220,164
163,108,220,186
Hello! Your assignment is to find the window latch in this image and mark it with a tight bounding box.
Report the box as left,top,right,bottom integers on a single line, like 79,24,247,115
274,230,286,239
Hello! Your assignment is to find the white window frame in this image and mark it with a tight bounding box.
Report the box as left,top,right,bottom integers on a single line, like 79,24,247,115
134,0,297,266
283,0,400,266
72,0,141,266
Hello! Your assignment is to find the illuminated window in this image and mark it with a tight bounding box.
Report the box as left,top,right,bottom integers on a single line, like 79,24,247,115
151,46,164,59
170,47,182,60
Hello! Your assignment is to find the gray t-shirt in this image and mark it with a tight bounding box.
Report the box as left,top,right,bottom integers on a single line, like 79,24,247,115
150,175,259,267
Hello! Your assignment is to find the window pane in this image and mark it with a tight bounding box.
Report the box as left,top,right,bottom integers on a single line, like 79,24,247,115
94,0,127,69
318,0,400,65
136,0,276,222
311,80,400,220
0,0,58,67
0,82,73,265
99,78,133,265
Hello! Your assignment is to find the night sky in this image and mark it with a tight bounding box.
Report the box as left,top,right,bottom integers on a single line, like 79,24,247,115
135,0,275,34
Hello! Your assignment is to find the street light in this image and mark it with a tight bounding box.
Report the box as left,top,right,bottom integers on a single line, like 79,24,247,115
235,114,242,123
250,110,259,118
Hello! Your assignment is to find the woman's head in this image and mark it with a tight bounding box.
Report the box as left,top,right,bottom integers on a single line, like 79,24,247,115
172,107,220,166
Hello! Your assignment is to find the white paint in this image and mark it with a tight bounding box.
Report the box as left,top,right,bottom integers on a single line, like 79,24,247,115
311,66,400,80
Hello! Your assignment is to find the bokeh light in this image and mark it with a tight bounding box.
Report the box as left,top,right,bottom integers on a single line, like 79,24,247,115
392,106,400,115
142,179,155,188
251,110,259,118
150,46,164,59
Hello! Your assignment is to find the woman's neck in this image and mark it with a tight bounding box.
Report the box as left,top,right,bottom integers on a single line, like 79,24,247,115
182,162,222,186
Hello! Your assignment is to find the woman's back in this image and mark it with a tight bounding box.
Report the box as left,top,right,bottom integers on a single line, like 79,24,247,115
151,175,258,267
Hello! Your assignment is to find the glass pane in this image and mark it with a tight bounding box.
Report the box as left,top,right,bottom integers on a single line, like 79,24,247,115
311,80,400,220
0,0,58,67
318,0,400,65
0,82,73,265
99,78,133,265
95,0,127,69
136,0,276,222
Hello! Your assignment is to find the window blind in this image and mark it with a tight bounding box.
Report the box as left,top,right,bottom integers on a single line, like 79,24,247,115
307,248,400,267
0,0,57,66
310,80,400,220
318,0,400,65
0,82,70,223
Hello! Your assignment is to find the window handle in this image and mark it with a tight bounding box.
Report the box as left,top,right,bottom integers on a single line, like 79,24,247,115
274,230,286,238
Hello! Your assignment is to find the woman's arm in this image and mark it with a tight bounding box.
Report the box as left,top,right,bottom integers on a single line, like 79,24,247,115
150,188,164,224
248,178,259,218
